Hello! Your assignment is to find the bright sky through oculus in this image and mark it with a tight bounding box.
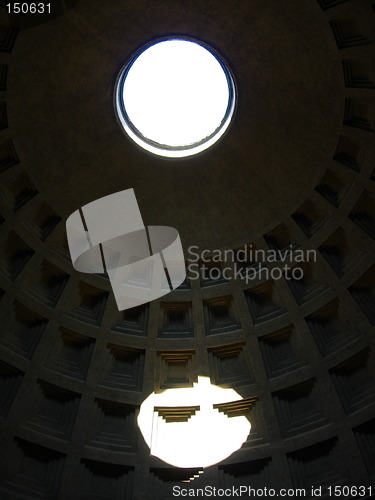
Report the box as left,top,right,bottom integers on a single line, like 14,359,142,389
116,39,235,157
137,377,251,468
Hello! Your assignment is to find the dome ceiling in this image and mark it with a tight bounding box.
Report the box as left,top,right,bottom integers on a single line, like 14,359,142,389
0,0,374,498
8,0,342,249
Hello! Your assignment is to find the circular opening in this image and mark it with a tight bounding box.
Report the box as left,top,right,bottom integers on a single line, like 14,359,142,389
115,38,236,158
137,377,251,468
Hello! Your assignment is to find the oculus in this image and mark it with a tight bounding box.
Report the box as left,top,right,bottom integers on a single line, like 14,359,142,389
115,38,236,158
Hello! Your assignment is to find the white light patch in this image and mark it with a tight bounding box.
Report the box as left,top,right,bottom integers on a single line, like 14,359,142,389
137,376,251,469
122,40,230,148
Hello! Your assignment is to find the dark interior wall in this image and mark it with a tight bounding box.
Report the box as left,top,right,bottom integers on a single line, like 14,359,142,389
0,0,374,499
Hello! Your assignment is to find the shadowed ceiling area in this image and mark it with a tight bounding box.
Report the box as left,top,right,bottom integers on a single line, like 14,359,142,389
7,0,343,248
0,0,374,499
